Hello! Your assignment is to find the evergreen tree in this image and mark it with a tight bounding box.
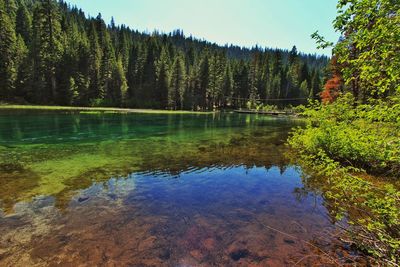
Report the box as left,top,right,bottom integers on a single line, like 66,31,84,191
207,53,224,109
87,22,102,101
4,0,17,22
309,69,322,100
197,53,209,109
0,0,17,99
221,63,233,107
155,47,170,108
108,57,127,106
99,25,115,104
0,0,329,109
31,0,63,103
15,3,31,44
169,54,186,109
15,35,32,101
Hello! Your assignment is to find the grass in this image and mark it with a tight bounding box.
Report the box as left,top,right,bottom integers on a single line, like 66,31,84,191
0,104,214,115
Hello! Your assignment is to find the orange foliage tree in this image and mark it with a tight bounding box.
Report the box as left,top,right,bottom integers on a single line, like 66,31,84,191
320,57,342,104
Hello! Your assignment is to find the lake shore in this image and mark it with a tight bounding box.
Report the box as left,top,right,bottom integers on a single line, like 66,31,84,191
0,104,214,115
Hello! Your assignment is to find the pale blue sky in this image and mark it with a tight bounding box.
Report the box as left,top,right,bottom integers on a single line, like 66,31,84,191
65,0,339,56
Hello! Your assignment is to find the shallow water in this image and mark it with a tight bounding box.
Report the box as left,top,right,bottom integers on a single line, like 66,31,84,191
0,110,358,266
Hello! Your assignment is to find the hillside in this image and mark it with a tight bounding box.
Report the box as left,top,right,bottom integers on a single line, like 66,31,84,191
0,0,329,109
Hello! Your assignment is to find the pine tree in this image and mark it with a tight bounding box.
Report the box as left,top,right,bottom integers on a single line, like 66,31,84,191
14,34,29,100
87,22,102,101
299,80,309,99
286,46,300,99
141,38,158,106
248,55,260,109
108,57,127,106
15,3,31,45
4,0,17,22
207,53,224,109
126,43,138,105
31,0,63,103
169,54,186,110
100,25,115,104
221,63,233,107
0,0,17,99
288,45,298,65
118,29,130,72
155,47,170,108
236,62,249,107
309,69,321,100
0,0,329,109
197,53,209,109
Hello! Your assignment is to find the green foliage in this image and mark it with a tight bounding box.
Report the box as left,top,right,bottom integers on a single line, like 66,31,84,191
0,0,328,109
333,0,400,98
293,2,400,261
289,94,400,263
32,0,64,102
0,0,18,98
288,146,400,263
261,104,278,111
294,94,400,173
169,54,186,110
311,31,334,49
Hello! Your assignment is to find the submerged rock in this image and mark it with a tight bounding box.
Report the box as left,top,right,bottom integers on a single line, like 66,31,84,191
283,239,295,245
158,249,171,260
78,197,89,203
229,249,250,261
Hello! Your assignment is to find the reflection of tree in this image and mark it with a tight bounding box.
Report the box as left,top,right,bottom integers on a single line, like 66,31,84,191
0,112,300,215
287,150,400,264
138,130,290,175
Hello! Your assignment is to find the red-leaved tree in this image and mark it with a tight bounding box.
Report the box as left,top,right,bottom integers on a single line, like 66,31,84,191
320,57,342,104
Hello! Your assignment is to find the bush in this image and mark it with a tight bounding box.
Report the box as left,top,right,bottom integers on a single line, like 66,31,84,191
292,94,400,175
288,93,400,264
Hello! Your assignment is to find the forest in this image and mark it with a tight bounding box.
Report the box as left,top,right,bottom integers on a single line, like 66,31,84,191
0,0,329,110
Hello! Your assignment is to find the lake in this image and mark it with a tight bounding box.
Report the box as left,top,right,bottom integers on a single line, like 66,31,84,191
0,110,355,266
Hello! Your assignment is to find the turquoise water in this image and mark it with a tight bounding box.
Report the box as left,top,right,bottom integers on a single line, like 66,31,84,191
0,110,351,266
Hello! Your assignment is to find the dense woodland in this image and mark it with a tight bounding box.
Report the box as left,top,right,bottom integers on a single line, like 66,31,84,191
0,0,329,110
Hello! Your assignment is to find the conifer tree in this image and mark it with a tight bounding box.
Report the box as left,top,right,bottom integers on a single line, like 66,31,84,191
16,3,31,44
108,57,127,106
31,0,63,103
155,47,170,108
0,0,17,99
207,53,224,109
169,54,186,109
221,63,233,107
0,0,329,108
197,53,209,109
87,22,102,101
309,69,321,100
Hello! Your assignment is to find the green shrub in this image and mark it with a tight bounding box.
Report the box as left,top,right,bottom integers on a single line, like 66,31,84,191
288,93,400,264
292,94,400,175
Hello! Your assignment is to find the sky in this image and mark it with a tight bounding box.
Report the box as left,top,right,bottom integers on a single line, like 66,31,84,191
65,0,339,56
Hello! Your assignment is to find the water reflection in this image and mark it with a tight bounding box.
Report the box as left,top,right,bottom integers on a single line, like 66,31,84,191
0,111,361,266
1,165,340,266
0,111,299,213
0,110,295,145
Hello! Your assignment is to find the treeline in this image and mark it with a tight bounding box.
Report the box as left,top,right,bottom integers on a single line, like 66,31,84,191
0,0,329,110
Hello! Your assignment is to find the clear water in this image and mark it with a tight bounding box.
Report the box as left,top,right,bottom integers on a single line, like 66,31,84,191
0,110,350,266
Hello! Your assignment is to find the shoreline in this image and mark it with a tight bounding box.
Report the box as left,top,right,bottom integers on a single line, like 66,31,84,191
0,105,215,115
